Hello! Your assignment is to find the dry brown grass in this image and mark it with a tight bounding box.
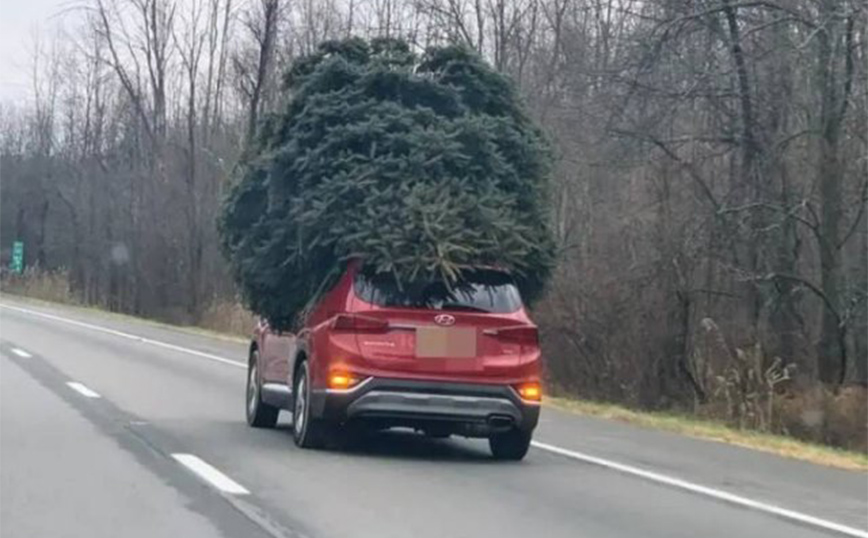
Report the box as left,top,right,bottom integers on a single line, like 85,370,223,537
198,299,257,338
775,386,868,453
0,269,251,342
0,268,78,305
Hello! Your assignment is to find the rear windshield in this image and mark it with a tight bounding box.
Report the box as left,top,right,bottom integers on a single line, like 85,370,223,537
353,270,523,313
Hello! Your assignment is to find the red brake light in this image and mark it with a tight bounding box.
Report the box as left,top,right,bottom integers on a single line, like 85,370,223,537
332,314,389,332
488,326,538,346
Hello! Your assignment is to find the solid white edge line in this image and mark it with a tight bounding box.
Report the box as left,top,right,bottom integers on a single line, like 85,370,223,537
10,347,32,358
531,441,868,538
66,381,101,399
172,454,250,495
3,302,864,535
0,303,245,369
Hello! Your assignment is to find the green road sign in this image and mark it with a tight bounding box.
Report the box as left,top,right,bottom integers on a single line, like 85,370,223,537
10,241,24,274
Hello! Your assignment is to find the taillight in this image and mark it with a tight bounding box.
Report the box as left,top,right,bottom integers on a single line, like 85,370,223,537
515,381,542,402
486,326,538,346
332,314,389,332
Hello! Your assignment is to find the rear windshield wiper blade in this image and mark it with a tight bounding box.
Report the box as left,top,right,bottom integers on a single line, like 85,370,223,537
439,303,490,313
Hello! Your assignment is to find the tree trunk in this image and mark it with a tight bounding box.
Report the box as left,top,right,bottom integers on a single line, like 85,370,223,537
723,0,764,327
246,0,279,143
815,0,851,386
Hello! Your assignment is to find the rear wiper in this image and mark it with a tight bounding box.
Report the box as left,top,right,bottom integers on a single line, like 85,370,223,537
439,303,490,313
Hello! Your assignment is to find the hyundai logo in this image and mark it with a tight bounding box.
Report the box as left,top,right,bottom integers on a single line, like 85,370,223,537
434,314,456,326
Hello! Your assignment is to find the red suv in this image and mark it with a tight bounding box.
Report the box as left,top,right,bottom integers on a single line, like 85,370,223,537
245,261,542,460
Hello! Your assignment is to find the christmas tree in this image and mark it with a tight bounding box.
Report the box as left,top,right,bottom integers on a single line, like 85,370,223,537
219,38,555,330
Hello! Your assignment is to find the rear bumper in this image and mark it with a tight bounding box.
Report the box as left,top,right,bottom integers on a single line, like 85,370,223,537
310,378,540,437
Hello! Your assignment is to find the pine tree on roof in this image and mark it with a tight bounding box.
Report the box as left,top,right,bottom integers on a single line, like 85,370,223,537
219,37,555,330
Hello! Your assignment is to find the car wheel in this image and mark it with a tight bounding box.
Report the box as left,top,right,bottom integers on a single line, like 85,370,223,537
489,428,532,461
246,349,279,428
292,361,329,449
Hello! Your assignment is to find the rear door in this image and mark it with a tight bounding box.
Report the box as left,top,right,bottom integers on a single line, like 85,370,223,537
349,271,534,378
259,320,295,384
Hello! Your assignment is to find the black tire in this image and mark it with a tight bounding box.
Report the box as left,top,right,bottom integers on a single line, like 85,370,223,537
489,429,532,461
292,361,330,449
246,349,279,428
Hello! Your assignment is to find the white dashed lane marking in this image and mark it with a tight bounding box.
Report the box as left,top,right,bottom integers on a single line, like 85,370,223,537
11,347,32,358
172,454,250,495
66,381,101,399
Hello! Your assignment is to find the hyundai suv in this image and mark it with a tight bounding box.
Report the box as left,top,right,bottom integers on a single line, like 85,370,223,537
245,261,542,460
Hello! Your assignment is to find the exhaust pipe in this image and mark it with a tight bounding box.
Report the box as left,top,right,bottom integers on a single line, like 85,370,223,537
487,415,514,430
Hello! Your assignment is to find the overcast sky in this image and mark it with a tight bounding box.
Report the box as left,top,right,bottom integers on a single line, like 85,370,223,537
0,0,76,103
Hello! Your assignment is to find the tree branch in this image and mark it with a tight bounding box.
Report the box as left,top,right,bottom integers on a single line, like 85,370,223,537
838,179,868,249
758,273,841,324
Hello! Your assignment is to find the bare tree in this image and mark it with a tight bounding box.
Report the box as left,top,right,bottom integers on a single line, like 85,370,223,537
236,0,279,143
814,0,860,384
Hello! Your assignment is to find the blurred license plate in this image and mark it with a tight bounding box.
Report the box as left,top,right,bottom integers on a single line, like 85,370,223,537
416,327,477,358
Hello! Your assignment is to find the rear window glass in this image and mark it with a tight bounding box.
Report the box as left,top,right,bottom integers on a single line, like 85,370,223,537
353,270,523,313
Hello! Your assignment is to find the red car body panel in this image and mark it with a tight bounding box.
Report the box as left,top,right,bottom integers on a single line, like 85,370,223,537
255,262,541,392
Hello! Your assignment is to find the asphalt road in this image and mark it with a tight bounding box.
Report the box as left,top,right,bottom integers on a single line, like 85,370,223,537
1,297,866,538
